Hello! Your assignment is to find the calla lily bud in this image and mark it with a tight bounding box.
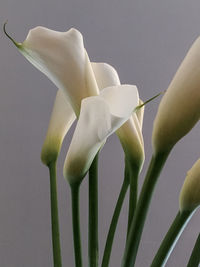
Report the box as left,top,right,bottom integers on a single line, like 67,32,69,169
92,62,145,170
117,112,145,170
4,24,99,116
179,159,200,212
63,85,139,185
152,37,200,153
41,89,76,166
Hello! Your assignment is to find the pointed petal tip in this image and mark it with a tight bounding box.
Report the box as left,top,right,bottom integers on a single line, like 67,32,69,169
3,21,22,48
68,27,81,34
3,21,21,48
63,27,83,42
134,90,165,112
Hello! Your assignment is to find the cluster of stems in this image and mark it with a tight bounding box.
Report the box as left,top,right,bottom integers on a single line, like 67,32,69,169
48,149,199,267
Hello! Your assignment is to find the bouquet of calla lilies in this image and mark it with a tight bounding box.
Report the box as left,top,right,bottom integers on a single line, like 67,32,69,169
4,23,200,267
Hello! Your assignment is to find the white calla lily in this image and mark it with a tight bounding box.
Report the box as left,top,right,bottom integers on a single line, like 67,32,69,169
152,37,200,153
63,85,139,185
179,159,200,212
92,62,145,169
5,24,144,169
40,62,117,166
41,89,76,166
40,61,144,170
5,24,99,116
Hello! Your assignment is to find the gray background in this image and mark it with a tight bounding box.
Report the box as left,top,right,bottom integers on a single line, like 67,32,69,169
1,0,200,266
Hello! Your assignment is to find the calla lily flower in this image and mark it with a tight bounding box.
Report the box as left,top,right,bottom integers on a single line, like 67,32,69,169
40,61,144,170
41,89,76,166
92,62,145,169
63,85,139,185
179,159,200,212
5,24,144,170
4,24,99,116
40,62,117,167
152,37,200,153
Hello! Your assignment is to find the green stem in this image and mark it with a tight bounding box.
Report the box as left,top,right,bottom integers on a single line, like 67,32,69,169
127,163,139,236
88,154,99,267
151,210,194,267
122,151,170,267
101,162,129,267
71,183,82,267
187,232,200,267
48,162,62,267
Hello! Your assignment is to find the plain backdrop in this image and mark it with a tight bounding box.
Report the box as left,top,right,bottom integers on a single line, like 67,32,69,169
1,0,200,266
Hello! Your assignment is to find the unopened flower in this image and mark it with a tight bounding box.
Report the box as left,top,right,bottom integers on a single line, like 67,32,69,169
152,37,200,153
179,159,200,212
117,113,144,169
63,85,139,185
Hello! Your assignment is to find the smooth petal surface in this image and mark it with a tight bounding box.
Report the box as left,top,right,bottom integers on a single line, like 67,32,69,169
179,159,200,212
152,37,200,153
91,62,145,168
91,62,121,88
41,62,120,166
63,85,139,185
41,89,76,165
18,26,99,115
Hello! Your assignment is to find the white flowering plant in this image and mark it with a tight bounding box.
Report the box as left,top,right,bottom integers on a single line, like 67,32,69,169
3,22,200,267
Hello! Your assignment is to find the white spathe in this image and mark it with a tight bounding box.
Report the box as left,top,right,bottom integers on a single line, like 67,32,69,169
40,62,144,171
92,62,145,169
40,62,118,166
179,159,200,212
152,37,200,153
63,85,139,185
9,24,144,171
16,26,99,116
41,89,76,165
92,62,121,88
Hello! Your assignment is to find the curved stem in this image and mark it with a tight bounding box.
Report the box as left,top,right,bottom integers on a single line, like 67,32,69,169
71,183,82,267
151,210,194,267
101,159,129,267
48,162,62,267
122,151,170,267
88,154,99,267
187,232,200,267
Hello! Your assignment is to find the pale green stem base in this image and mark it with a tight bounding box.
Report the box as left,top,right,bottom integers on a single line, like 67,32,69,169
88,154,99,267
48,162,62,267
122,151,170,267
71,183,82,267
